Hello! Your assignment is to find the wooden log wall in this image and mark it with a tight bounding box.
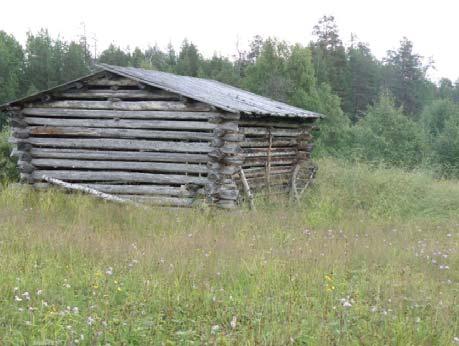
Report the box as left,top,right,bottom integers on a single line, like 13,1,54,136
207,113,242,209
9,74,222,207
237,115,316,195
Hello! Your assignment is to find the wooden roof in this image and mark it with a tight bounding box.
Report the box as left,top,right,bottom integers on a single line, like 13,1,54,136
1,64,322,119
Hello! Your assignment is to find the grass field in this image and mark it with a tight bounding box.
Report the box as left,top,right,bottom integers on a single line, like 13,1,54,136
0,158,458,345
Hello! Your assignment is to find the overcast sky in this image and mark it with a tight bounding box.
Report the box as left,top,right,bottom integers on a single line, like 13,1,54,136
2,0,457,82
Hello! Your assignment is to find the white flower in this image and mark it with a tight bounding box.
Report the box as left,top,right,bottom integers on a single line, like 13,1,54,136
439,265,450,270
72,307,79,314
342,301,352,308
230,316,237,329
22,292,30,300
87,316,95,326
63,283,71,288
36,289,43,296
211,325,220,334
454,336,459,344
105,267,113,276
370,306,378,313
42,301,48,307
14,295,23,302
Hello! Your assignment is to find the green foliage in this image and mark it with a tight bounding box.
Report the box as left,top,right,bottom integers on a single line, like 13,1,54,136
0,31,25,105
175,40,201,77
344,42,381,120
383,38,433,118
351,93,427,167
0,128,18,183
98,43,131,66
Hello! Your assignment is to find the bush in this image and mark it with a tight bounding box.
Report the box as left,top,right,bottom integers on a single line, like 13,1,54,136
349,93,428,168
0,127,19,184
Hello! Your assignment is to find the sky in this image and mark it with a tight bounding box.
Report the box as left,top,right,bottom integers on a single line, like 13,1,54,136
1,0,457,82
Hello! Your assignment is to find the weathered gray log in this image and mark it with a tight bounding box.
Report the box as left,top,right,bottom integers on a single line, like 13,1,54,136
26,126,213,141
33,170,207,185
34,183,202,197
18,160,35,174
30,148,209,163
24,117,216,131
243,149,297,157
240,168,255,210
118,195,196,207
16,138,212,153
23,108,219,120
239,120,309,129
240,139,297,148
243,157,295,167
290,163,301,202
85,78,140,86
241,127,305,137
42,175,142,206
58,90,179,100
31,159,207,174
32,100,213,111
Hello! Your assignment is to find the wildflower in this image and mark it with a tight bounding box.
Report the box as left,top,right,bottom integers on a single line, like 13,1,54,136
24,321,32,326
211,325,220,334
453,336,459,344
42,301,48,307
18,308,24,312
370,306,378,313
72,307,79,314
22,292,30,300
439,265,450,270
13,287,19,292
340,297,353,308
28,306,36,312
230,316,237,329
63,283,71,289
36,289,43,296
105,267,113,276
14,295,23,302
87,316,95,326
447,233,452,238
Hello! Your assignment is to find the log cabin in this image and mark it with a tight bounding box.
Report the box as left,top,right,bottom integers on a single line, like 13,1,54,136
0,64,322,208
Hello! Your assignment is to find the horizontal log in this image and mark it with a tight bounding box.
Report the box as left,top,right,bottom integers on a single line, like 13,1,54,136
239,120,309,129
32,171,207,185
32,100,213,111
242,166,292,179
243,148,297,156
17,138,212,153
119,195,196,207
34,183,203,197
243,157,295,167
240,139,297,148
22,108,219,120
27,126,212,141
85,78,139,86
30,148,208,163
24,117,216,131
31,159,207,174
58,90,179,100
241,127,305,137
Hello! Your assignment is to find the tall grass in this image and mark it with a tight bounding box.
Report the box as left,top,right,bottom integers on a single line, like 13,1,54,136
0,158,458,345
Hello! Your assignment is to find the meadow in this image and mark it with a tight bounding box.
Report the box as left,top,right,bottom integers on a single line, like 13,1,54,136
0,158,458,345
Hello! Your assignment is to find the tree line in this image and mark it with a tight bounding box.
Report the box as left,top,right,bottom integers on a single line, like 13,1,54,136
1,16,459,181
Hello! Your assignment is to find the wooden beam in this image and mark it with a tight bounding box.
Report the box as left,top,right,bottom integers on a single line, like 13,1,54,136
33,170,208,185
31,100,213,111
23,108,218,120
15,138,212,153
31,159,207,174
30,148,209,163
24,117,216,131
27,126,213,141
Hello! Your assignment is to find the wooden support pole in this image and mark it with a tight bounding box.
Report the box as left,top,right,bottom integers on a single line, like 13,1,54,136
240,168,255,210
